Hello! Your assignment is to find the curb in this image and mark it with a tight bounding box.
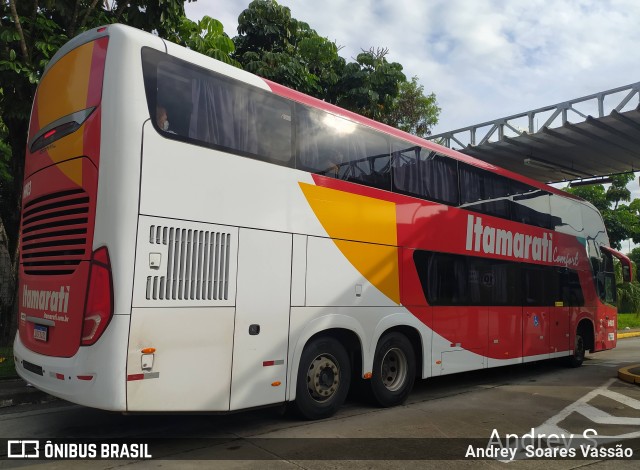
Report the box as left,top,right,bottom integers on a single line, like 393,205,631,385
618,331,640,339
618,365,640,386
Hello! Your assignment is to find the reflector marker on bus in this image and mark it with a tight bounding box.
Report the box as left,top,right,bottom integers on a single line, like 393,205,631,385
263,360,285,367
127,372,160,381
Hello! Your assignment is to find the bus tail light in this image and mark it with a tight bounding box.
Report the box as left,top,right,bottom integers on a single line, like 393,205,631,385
81,247,113,346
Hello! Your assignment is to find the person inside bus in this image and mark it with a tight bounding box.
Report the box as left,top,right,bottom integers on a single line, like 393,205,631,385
156,104,175,134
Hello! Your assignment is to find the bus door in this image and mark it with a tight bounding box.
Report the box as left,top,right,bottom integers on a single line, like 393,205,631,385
487,261,522,366
229,229,292,411
549,303,571,357
522,265,551,361
549,268,576,356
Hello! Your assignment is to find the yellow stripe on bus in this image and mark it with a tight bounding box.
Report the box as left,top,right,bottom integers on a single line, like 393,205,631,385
37,41,95,186
299,182,400,304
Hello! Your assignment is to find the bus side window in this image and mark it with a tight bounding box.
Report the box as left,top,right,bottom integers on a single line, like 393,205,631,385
295,104,389,186
425,152,458,205
391,143,422,197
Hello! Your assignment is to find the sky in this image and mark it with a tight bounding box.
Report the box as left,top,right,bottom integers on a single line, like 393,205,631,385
185,0,640,134
184,0,640,247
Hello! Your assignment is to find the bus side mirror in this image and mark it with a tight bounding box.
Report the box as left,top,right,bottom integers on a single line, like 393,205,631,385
601,246,633,283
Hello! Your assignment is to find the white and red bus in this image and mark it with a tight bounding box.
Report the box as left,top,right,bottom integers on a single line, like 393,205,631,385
14,24,633,419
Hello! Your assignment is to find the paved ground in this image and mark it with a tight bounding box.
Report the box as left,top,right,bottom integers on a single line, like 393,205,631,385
2,336,640,468
2,329,640,409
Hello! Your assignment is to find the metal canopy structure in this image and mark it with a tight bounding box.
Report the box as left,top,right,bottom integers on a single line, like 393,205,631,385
427,82,640,184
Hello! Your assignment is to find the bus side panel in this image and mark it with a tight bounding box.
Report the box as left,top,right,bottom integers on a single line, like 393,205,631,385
432,306,488,375
306,236,399,308
229,229,292,411
594,303,617,351
127,216,239,411
127,307,235,411
487,306,523,366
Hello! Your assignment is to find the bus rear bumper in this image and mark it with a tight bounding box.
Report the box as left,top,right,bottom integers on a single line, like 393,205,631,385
12,315,129,411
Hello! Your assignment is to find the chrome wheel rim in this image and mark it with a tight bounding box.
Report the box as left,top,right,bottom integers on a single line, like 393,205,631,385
381,347,408,392
307,354,340,402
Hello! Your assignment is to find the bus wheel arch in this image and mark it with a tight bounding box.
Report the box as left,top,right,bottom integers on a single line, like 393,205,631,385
369,327,419,407
293,329,361,420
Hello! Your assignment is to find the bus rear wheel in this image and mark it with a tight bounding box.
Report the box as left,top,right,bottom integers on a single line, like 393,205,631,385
370,332,416,407
566,333,585,368
294,337,351,420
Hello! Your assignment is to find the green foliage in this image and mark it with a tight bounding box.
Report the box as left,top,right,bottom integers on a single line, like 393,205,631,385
566,183,608,212
617,282,640,314
233,0,440,132
0,346,16,379
0,105,12,185
234,0,339,96
382,76,440,137
235,0,296,55
628,247,640,274
618,313,640,329
333,49,406,122
167,15,239,67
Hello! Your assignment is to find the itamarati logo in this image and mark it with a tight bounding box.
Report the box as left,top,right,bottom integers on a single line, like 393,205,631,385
465,214,581,267
465,214,554,262
22,285,70,313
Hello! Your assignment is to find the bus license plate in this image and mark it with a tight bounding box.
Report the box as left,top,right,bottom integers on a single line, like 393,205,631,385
34,324,48,342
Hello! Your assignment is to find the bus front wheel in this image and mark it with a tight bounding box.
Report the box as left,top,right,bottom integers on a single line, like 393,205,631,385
294,337,351,420
370,332,416,407
567,333,585,368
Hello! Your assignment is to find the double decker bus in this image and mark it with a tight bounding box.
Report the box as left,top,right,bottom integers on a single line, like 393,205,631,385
14,24,633,419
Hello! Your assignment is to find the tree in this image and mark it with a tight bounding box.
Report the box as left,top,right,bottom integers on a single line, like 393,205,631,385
166,15,239,67
629,247,640,267
381,76,440,137
332,48,406,123
234,0,296,55
234,0,343,96
232,0,440,133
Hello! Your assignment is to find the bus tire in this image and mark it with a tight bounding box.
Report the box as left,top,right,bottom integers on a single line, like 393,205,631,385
566,333,585,368
294,337,351,420
370,332,416,407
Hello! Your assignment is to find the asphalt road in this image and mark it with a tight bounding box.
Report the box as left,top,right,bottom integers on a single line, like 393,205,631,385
1,337,640,469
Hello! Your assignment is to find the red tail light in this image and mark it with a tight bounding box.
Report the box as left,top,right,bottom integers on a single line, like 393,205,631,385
81,246,113,346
